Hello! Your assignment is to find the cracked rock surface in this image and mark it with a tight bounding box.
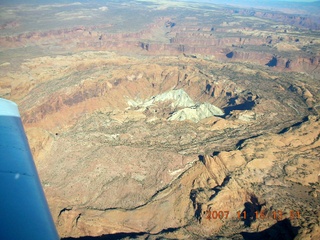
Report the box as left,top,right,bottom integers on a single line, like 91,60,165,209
9,52,317,239
1,1,320,239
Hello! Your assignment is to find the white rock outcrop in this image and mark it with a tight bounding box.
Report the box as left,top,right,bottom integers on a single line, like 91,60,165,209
143,89,195,108
128,89,224,122
169,102,224,122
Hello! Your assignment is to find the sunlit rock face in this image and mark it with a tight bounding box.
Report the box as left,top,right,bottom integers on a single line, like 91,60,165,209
128,89,224,122
0,0,319,239
168,102,225,122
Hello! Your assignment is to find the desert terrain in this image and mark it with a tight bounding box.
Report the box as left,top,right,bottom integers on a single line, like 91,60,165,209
0,0,319,239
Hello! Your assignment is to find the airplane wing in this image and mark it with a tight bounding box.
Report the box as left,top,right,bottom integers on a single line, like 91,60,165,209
0,98,59,240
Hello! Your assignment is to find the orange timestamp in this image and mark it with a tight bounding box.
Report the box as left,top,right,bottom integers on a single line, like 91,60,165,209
237,210,301,220
204,209,301,220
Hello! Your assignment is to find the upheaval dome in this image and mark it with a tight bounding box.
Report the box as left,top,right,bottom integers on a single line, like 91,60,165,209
0,0,319,239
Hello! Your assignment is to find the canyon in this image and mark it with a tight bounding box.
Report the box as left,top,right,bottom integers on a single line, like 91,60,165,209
0,0,319,239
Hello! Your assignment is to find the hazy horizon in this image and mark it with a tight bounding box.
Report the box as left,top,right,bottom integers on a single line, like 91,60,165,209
0,0,319,4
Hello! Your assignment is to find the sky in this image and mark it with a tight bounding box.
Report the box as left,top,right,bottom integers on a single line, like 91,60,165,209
283,0,317,1
203,0,320,5
225,0,318,2
1,0,319,6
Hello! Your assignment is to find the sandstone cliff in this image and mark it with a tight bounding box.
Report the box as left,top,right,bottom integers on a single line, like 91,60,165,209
0,1,319,239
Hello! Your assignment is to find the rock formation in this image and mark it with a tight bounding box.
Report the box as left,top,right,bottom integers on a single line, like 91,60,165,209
0,0,319,239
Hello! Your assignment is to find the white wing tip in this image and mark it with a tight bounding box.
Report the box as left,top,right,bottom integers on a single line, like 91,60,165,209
0,98,21,117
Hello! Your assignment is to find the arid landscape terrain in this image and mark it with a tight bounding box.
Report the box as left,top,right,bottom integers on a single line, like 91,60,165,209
0,0,319,239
